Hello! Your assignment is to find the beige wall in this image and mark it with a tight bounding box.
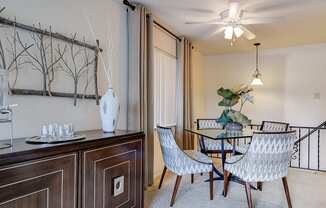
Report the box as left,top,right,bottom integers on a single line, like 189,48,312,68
0,0,128,138
283,44,326,126
193,43,326,127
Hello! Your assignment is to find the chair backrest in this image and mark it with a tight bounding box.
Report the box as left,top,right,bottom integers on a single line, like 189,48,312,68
156,126,187,172
245,131,296,181
261,121,289,132
196,119,221,130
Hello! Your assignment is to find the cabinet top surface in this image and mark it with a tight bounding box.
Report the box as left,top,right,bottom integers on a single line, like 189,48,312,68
0,129,144,165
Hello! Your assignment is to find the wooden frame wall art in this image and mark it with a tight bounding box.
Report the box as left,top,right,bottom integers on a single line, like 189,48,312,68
0,7,102,106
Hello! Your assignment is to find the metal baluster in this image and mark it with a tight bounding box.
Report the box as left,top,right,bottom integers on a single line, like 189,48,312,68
299,128,301,168
318,129,320,171
308,128,311,169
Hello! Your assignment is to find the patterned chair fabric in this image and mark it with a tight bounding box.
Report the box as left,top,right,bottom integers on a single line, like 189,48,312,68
157,126,213,175
197,119,222,129
225,131,296,182
236,121,290,154
196,119,234,152
261,121,289,132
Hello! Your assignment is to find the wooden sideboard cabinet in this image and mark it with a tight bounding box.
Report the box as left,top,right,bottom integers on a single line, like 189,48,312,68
83,139,143,208
0,130,145,208
0,153,77,208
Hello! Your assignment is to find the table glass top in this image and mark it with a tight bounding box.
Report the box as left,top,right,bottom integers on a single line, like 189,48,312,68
185,128,256,140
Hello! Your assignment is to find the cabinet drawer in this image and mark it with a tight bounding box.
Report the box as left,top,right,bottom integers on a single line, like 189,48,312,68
0,153,77,208
83,139,143,208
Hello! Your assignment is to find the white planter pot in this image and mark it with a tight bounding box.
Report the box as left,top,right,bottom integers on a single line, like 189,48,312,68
100,88,120,132
0,68,9,108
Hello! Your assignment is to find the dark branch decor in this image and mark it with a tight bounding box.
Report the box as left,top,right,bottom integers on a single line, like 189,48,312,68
0,10,103,106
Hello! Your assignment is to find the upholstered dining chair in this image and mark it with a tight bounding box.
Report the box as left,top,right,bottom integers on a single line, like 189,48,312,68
261,121,290,132
223,131,296,208
236,121,290,154
236,121,290,191
196,119,234,157
156,126,214,207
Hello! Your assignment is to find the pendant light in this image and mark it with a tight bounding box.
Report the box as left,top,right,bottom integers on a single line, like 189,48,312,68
251,43,263,86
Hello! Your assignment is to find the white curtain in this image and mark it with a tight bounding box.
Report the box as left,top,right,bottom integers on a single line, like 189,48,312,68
153,48,177,127
127,5,154,186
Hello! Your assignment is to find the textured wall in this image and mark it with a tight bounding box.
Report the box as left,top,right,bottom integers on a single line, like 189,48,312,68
0,0,128,139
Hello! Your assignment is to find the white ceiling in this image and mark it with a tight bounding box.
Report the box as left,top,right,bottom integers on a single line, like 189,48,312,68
134,0,326,55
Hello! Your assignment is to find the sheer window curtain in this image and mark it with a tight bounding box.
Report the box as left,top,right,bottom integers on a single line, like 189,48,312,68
176,38,194,150
127,5,154,187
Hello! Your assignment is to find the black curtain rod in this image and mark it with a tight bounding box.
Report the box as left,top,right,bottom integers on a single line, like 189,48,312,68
123,0,136,11
123,0,181,42
153,20,181,42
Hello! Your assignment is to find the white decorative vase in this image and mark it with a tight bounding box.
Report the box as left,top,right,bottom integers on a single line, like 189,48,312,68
100,88,120,132
0,69,9,108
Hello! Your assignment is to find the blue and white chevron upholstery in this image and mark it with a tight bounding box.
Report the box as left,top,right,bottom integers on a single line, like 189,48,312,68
225,131,296,182
157,127,213,175
202,138,234,151
197,119,233,151
236,121,290,154
197,119,221,129
261,121,289,132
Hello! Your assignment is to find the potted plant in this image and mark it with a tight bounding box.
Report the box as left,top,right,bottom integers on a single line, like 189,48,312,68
217,85,254,131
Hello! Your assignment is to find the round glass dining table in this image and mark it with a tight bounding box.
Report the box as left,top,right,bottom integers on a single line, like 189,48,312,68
184,128,257,186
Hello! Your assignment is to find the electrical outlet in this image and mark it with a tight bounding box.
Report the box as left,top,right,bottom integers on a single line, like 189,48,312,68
113,176,124,197
313,93,321,100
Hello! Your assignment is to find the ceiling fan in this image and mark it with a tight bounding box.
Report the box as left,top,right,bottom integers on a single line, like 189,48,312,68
185,0,283,42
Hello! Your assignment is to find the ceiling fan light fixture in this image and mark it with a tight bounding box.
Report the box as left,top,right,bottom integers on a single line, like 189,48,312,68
233,26,243,38
224,25,233,39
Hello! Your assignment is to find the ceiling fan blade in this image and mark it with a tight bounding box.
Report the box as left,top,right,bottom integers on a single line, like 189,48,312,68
157,6,218,15
185,19,226,25
239,26,256,40
240,16,284,25
202,26,226,39
183,8,217,14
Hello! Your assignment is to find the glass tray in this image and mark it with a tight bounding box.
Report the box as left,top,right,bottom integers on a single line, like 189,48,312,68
25,134,86,144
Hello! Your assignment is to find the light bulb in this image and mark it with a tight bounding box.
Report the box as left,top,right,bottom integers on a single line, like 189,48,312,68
234,26,244,38
224,26,233,40
251,77,263,85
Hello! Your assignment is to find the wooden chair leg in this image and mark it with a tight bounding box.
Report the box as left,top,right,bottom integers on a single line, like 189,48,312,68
245,182,254,208
223,170,230,197
209,171,214,200
170,175,182,207
257,182,263,191
158,166,167,189
282,177,293,208
191,174,194,184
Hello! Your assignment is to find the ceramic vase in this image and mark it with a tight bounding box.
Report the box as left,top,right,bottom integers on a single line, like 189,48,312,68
0,69,9,108
225,122,243,132
100,88,120,132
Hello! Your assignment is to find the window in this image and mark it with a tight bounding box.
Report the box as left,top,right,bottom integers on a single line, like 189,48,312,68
153,26,177,127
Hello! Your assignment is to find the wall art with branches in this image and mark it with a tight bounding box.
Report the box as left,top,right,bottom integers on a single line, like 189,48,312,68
0,8,102,106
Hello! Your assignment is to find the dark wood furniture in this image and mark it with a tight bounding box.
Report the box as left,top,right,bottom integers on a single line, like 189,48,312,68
0,129,145,208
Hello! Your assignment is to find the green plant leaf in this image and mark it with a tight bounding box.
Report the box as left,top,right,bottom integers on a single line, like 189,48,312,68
217,109,233,126
227,111,251,126
218,97,239,107
217,88,234,98
217,88,240,107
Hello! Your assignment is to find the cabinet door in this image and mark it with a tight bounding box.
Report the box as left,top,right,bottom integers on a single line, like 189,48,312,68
0,153,77,208
83,139,143,208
